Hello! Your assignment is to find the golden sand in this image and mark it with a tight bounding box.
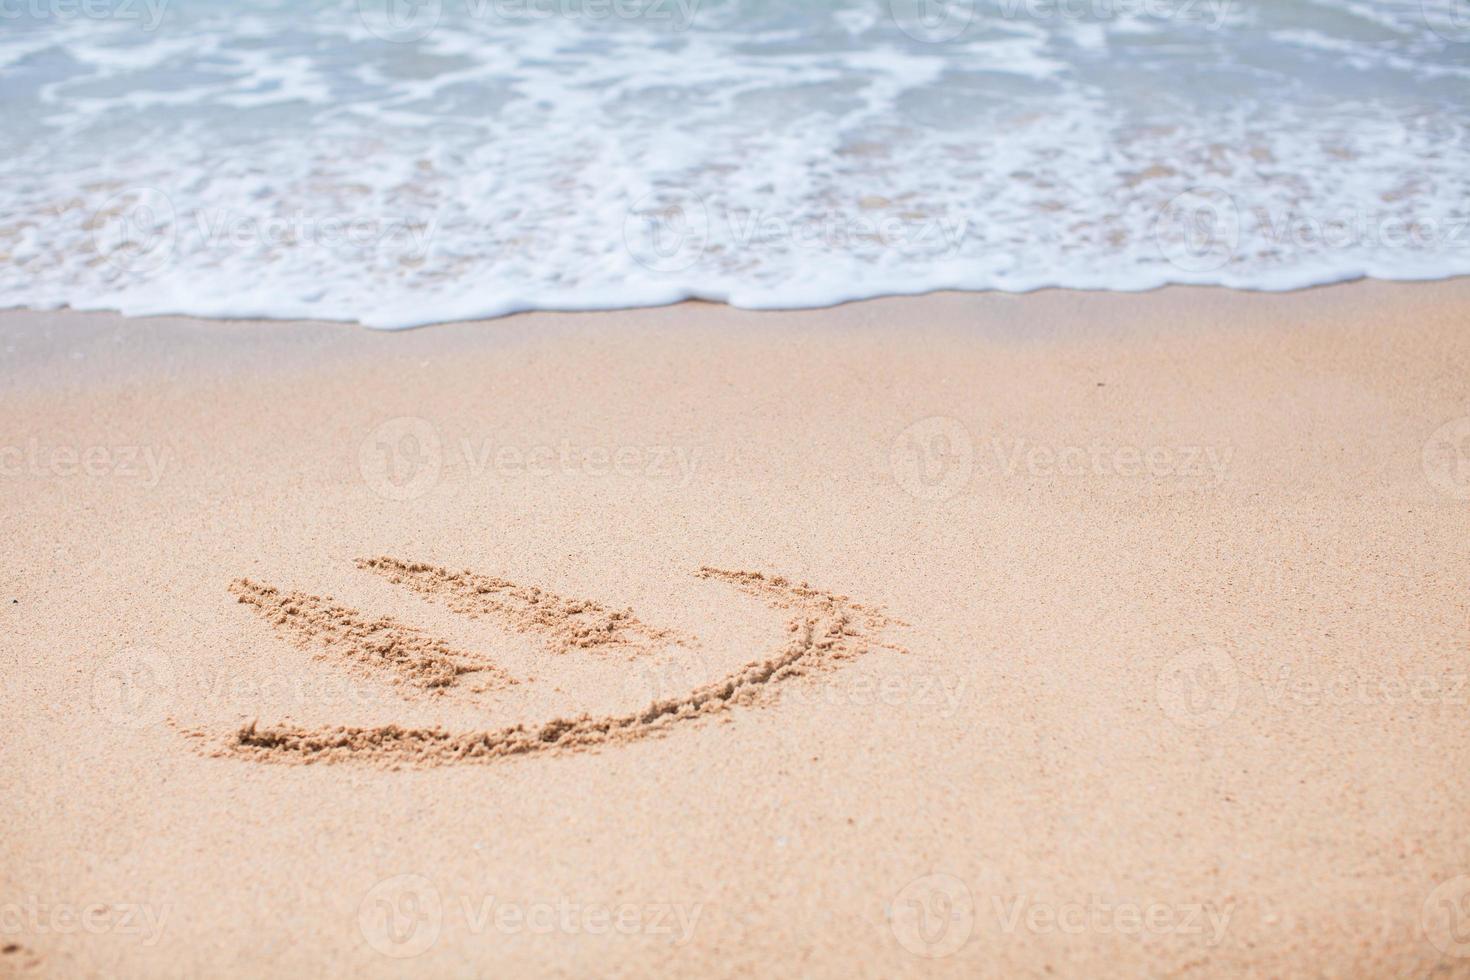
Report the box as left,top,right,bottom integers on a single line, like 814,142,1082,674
3,281,1470,976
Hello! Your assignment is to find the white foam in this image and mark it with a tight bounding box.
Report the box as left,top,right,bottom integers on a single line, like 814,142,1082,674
0,0,1466,327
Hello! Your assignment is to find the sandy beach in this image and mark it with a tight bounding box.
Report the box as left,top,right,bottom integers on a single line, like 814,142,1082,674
3,280,1470,977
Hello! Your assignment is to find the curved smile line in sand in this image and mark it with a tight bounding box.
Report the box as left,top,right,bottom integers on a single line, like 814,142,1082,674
189,557,900,767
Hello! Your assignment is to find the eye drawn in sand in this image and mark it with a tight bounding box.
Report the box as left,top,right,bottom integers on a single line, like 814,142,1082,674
191,558,900,767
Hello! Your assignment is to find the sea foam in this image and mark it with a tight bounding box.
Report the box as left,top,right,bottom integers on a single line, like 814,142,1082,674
1,0,1467,326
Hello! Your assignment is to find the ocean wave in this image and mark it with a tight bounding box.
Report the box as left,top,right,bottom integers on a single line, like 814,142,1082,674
1,0,1466,326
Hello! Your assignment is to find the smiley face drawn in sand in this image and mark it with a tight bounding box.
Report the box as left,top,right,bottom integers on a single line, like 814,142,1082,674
191,558,900,766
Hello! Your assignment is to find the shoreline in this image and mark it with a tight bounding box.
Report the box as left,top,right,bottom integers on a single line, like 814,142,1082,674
4,279,1470,976
8,271,1470,333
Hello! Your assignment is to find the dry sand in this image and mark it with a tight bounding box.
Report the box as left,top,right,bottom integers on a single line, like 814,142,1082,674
2,281,1470,977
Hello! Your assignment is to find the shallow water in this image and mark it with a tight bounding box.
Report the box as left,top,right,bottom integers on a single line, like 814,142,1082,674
2,0,1467,325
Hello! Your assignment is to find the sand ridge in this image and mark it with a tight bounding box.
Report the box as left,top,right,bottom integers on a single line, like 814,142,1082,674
355,556,690,657
228,578,513,693
203,563,897,767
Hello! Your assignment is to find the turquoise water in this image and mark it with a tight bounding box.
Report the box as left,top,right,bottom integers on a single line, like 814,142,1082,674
2,0,1468,325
